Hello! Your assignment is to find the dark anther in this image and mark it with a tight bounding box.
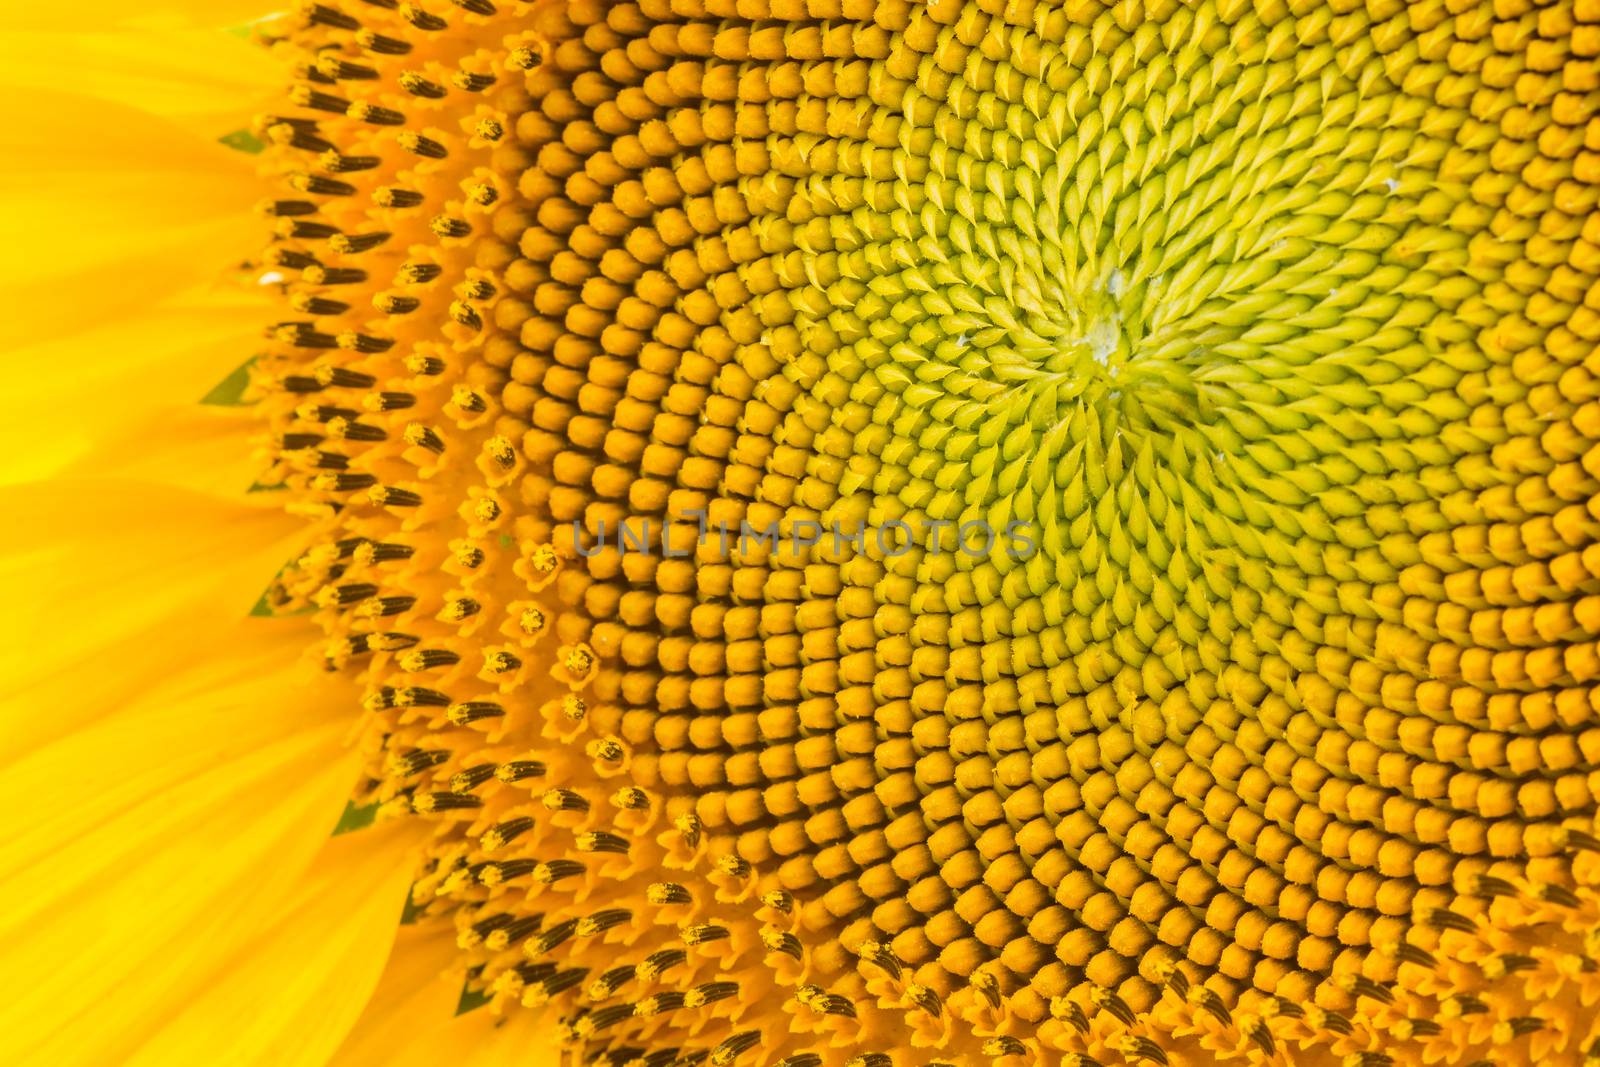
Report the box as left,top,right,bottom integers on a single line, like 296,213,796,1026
482,816,533,848
394,748,448,774
397,262,443,284
370,391,417,410
1092,985,1135,1026
290,87,352,113
578,831,631,854
328,419,387,442
1349,976,1395,1005
266,249,319,271
415,791,482,812
375,187,424,209
638,949,685,981
1567,829,1600,851
300,447,348,470
404,423,445,452
444,700,502,725
528,918,578,956
449,764,497,791
817,994,856,1018
402,648,460,669
395,686,449,707
590,966,635,1000
314,53,377,80
907,986,943,1016
542,788,589,812
398,71,447,98
291,295,350,316
376,294,422,319
1533,882,1581,907
764,930,802,959
681,923,729,945
316,472,379,493
710,1032,760,1067
585,1005,636,1034
268,122,335,153
399,133,448,159
479,858,535,884
262,198,319,217
314,365,377,388
1474,876,1517,898
279,219,338,240
1244,1019,1274,1057
371,487,423,508
535,859,585,884
846,1054,891,1067
289,173,357,197
648,882,692,905
401,4,448,30
301,4,360,29
485,647,522,672
355,30,411,54
1118,1037,1166,1066
579,909,632,935
338,332,395,353
452,70,496,91
322,152,381,173
1264,997,1303,1018
350,103,406,126
302,265,367,285
1395,944,1436,968
360,595,416,617
328,582,379,604
1421,908,1475,932
494,759,544,781
278,325,338,349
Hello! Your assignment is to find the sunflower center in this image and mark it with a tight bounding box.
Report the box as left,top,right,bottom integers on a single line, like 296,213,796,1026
251,0,1600,1063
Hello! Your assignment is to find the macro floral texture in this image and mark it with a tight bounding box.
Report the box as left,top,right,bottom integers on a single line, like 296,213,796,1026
4,0,1600,1065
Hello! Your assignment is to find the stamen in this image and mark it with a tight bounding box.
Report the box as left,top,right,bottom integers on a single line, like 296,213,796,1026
397,132,447,159
354,30,410,55
397,72,446,98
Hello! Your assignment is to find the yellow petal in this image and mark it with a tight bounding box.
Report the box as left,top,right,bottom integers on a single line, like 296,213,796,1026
59,404,265,496
0,480,303,759
0,30,279,133
330,926,561,1067
0,292,264,484
123,820,427,1067
8,2,279,31
0,627,368,1065
1,85,260,175
0,89,260,351
0,178,258,351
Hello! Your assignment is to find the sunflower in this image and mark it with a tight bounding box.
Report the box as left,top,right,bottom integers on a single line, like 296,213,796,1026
5,0,1600,1064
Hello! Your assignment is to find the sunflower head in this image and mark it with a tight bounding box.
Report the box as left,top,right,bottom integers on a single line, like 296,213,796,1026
12,0,1600,1063
229,0,1600,1060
